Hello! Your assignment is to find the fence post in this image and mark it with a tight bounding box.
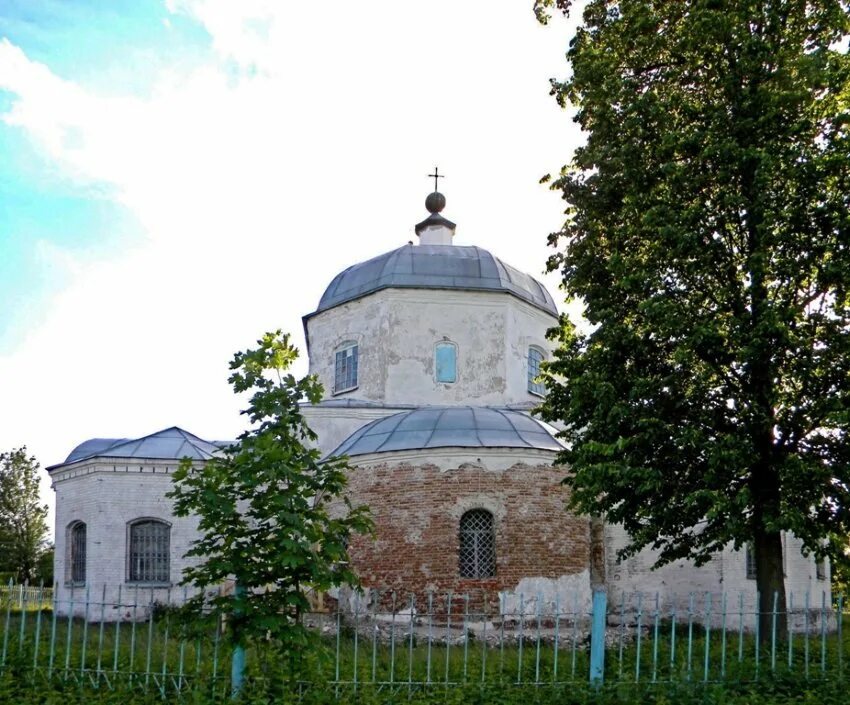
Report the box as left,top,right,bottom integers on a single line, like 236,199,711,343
231,583,245,700
589,590,607,685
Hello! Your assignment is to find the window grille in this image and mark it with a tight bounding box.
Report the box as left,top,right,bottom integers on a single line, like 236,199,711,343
334,343,359,393
435,342,457,383
527,347,545,396
746,539,787,580
459,509,496,579
745,543,756,580
69,522,86,584
128,520,170,583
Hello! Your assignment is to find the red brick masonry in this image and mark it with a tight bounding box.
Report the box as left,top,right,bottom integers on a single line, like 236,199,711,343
339,460,590,609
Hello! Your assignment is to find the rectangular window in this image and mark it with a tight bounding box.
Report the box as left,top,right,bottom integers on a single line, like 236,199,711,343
816,557,827,581
129,521,170,583
334,344,359,393
528,347,545,396
745,539,786,580
435,342,457,383
745,543,756,580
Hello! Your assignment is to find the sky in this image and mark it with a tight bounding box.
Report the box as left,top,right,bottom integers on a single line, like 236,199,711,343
0,0,585,535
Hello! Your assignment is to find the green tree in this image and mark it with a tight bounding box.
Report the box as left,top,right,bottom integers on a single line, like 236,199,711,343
36,545,55,586
0,448,49,584
536,0,850,636
168,331,372,658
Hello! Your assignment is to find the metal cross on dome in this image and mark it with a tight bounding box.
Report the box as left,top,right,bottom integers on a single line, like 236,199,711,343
428,167,444,192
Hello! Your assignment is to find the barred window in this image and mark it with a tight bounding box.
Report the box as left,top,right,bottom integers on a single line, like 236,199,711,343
459,509,496,579
746,539,787,580
435,342,457,383
69,521,86,584
527,347,545,396
745,543,756,580
334,342,359,393
128,520,170,583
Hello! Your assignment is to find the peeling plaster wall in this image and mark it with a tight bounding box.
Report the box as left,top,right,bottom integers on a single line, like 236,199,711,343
306,289,557,409
504,296,557,402
604,524,831,615
302,405,405,456
332,452,590,610
499,571,593,616
306,295,390,401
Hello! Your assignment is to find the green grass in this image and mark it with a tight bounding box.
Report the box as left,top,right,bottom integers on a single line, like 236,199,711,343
3,673,850,705
1,608,227,695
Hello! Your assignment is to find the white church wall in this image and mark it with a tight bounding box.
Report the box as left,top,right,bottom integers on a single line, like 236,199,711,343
382,290,508,405
604,524,831,627
302,405,403,457
52,460,202,619
305,294,390,402
504,297,557,402
306,288,557,409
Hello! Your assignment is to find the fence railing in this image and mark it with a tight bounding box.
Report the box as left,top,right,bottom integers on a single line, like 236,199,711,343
0,583,53,611
0,582,844,698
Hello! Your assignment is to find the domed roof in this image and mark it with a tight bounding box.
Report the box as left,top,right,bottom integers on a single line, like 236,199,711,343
311,245,558,317
51,427,229,469
328,406,565,458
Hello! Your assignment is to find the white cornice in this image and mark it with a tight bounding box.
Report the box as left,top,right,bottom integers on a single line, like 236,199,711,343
346,446,561,472
49,458,207,486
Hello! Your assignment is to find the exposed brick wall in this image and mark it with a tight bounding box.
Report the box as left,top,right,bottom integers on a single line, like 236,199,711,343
338,460,590,611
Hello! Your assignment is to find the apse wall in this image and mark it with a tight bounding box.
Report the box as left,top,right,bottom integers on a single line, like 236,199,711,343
333,448,592,612
52,459,202,618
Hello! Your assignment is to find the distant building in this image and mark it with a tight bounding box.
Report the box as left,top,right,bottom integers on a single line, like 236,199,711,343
48,188,828,619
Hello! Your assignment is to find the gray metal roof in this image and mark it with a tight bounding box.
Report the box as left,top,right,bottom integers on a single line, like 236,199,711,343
328,406,565,458
53,427,230,469
311,245,558,317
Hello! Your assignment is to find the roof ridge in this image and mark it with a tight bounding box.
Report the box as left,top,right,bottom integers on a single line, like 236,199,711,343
174,426,216,448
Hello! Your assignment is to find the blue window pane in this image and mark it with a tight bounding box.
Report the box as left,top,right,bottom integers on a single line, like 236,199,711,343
436,343,457,383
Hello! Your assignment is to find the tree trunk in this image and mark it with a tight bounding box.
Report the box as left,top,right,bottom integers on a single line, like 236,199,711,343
754,526,787,642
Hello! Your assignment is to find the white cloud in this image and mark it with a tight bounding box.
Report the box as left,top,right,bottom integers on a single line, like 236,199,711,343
167,0,276,71
0,2,584,534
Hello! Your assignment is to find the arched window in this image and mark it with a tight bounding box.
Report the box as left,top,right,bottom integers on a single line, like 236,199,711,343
435,341,457,383
527,347,546,396
68,521,86,584
128,519,170,583
334,341,359,393
459,509,496,578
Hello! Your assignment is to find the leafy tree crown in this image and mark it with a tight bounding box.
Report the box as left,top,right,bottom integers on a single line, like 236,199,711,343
536,0,850,569
168,331,372,648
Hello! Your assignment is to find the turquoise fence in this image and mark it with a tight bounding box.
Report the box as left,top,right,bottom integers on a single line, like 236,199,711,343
0,582,843,698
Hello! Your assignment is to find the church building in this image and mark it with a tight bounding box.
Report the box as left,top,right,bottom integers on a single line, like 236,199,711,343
48,186,829,618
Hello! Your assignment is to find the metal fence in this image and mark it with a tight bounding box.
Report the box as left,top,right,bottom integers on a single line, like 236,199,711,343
0,583,53,611
0,582,844,698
